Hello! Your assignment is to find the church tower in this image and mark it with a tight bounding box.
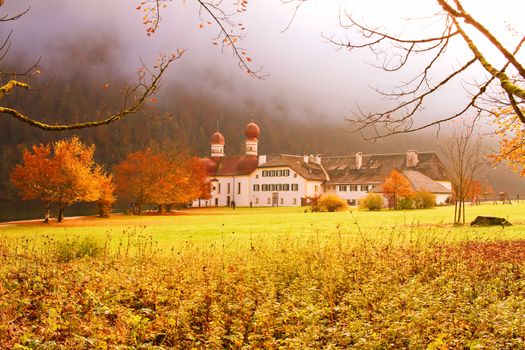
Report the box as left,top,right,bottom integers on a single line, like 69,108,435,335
244,121,260,156
210,129,225,158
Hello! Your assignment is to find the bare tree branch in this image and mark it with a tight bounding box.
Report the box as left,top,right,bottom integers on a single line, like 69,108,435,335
0,7,30,22
441,120,484,224
139,0,266,78
297,0,525,139
1,0,261,131
0,53,180,130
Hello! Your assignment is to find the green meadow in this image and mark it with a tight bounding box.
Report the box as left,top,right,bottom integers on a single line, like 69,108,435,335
1,203,524,248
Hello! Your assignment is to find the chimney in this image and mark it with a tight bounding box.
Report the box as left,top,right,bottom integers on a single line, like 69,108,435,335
303,155,309,164
258,155,267,166
406,150,418,167
356,152,363,169
315,154,322,165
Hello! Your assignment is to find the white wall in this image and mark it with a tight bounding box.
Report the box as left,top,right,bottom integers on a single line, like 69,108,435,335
250,167,308,207
435,193,450,205
214,176,251,207
305,181,324,198
194,174,451,208
193,176,251,207
196,167,312,207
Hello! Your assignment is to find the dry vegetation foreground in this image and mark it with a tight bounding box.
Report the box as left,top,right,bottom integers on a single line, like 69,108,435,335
1,205,525,349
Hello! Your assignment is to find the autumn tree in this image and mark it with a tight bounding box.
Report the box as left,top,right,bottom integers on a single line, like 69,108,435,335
489,107,525,177
147,154,209,211
114,149,207,214
441,123,483,224
194,159,213,207
10,144,60,223
94,169,116,218
113,149,162,215
147,153,188,213
466,179,483,202
11,137,105,222
189,157,212,206
52,138,103,221
381,170,414,209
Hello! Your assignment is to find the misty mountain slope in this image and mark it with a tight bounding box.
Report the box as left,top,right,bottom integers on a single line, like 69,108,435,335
1,42,524,199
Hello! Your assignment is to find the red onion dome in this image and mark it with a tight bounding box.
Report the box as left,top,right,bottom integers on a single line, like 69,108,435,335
244,122,260,139
210,131,225,145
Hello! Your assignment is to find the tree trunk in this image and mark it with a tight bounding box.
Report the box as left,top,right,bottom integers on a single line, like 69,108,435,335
43,201,50,223
394,193,396,209
463,198,465,225
57,205,66,222
457,201,460,223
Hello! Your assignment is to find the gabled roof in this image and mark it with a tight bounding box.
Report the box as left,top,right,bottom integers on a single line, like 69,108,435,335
323,152,449,185
201,151,451,186
259,155,328,181
204,155,258,176
403,170,451,194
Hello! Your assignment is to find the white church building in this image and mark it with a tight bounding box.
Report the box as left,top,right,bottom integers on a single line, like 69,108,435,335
194,122,452,207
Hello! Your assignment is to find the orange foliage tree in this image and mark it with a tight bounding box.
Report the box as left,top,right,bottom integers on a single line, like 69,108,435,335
113,149,163,215
489,107,525,176
10,144,60,223
381,170,414,209
11,137,109,222
94,169,116,218
466,180,483,202
194,158,213,206
114,149,208,214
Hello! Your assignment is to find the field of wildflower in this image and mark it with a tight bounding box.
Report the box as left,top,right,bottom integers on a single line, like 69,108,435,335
1,204,525,349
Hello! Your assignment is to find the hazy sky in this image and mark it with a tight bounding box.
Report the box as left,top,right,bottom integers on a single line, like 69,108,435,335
3,0,525,127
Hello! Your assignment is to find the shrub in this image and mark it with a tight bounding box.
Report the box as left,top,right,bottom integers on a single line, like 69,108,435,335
396,196,414,210
318,194,349,212
359,193,384,210
307,195,321,212
413,190,436,209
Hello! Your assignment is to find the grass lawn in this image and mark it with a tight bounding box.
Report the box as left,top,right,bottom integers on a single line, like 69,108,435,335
1,203,525,248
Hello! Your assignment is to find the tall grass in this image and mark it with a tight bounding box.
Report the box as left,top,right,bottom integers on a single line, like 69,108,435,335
1,227,525,349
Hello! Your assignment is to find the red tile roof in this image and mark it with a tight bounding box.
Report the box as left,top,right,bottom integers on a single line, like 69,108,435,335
204,155,258,176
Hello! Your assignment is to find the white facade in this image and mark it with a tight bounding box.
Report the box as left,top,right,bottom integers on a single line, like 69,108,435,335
208,175,251,207
435,194,449,205
434,181,453,205
193,158,452,208
250,167,304,207
195,166,322,207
